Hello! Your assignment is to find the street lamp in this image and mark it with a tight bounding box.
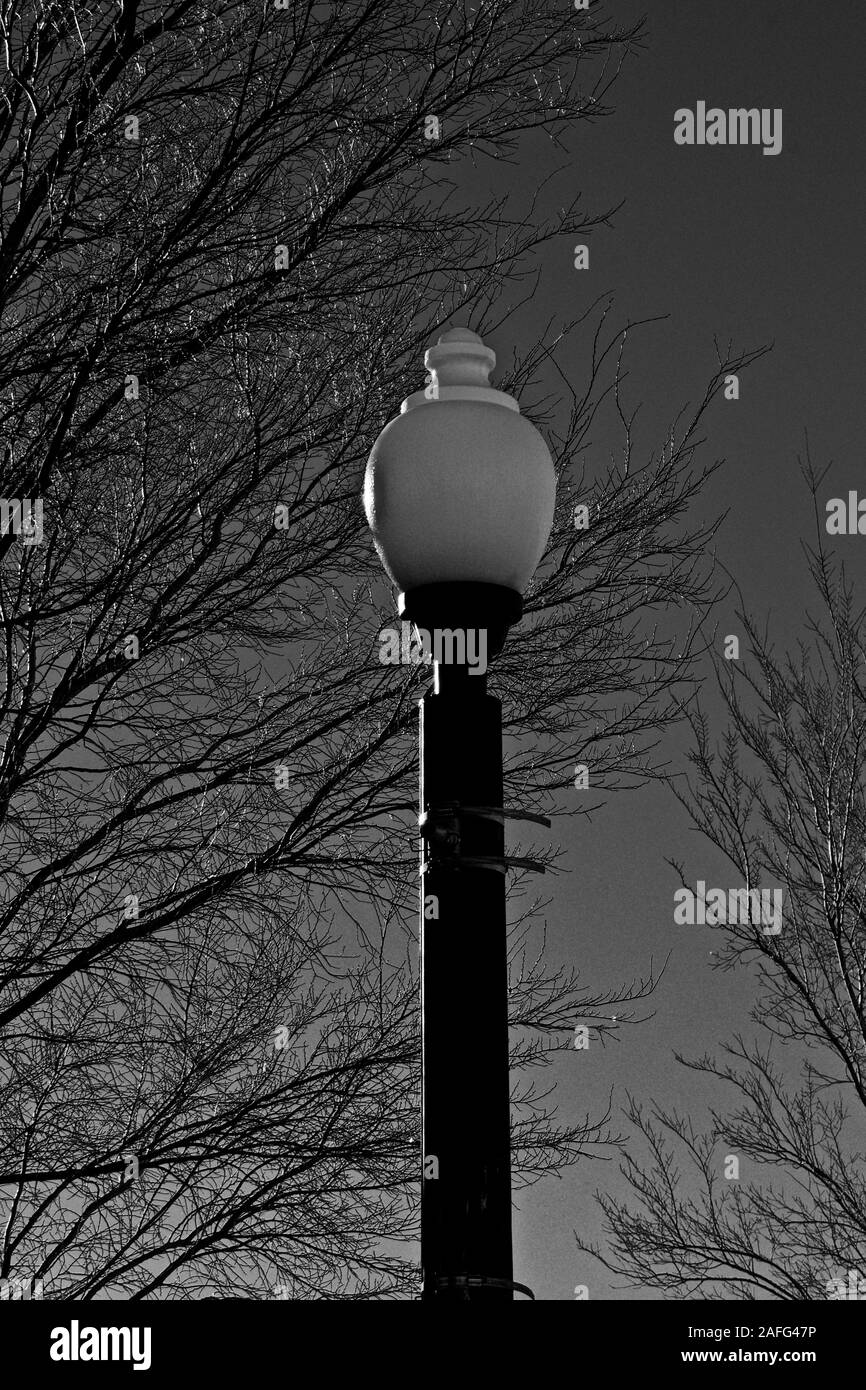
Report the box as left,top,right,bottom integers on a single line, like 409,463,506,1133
364,327,556,1302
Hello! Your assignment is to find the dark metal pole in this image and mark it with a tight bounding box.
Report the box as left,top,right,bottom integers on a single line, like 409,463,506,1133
420,662,512,1302
406,585,520,1303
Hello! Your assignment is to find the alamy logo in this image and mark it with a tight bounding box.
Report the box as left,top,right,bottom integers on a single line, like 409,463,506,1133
826,491,866,535
0,497,43,544
50,1321,152,1371
825,1269,866,1300
378,622,488,676
0,1275,43,1299
674,103,782,156
674,881,783,934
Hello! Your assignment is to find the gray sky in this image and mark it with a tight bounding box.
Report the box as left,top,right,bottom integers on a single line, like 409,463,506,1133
433,0,866,1299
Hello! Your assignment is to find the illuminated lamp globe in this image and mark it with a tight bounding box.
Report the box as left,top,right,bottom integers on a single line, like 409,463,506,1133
363,328,556,652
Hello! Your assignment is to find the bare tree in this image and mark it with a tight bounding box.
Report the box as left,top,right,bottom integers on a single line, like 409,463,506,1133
577,453,866,1300
0,0,762,1297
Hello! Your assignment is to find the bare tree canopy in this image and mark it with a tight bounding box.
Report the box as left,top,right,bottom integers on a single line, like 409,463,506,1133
1,0,761,1298
579,456,866,1300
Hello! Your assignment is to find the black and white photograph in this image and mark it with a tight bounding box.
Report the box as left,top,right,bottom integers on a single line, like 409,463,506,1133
0,0,863,1371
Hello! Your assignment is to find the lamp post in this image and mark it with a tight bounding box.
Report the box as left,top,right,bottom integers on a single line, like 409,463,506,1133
364,327,556,1302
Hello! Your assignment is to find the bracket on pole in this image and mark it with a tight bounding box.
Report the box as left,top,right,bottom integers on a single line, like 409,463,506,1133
427,1274,536,1300
419,801,551,876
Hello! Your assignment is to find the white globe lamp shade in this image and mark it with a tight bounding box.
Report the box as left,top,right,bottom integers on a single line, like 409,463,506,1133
363,328,556,596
